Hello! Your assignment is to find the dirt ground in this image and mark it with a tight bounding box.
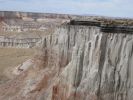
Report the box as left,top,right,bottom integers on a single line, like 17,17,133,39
0,48,35,84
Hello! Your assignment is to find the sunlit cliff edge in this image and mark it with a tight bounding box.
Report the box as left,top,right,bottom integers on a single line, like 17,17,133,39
0,11,133,100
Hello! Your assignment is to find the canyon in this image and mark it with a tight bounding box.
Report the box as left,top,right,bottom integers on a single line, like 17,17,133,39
0,11,133,100
0,11,71,48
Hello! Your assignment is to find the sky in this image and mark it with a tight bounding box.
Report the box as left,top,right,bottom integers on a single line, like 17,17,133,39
0,0,133,18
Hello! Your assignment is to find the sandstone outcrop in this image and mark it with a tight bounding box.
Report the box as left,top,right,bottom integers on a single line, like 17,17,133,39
0,20,133,100
0,36,41,48
0,11,72,33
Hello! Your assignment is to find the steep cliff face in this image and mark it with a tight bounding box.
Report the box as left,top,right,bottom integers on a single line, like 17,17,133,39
42,25,133,100
0,24,133,100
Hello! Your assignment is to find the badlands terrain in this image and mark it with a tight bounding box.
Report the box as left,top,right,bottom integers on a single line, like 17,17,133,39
0,11,70,85
0,11,133,100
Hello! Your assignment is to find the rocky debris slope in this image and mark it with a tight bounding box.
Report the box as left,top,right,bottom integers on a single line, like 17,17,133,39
0,21,133,100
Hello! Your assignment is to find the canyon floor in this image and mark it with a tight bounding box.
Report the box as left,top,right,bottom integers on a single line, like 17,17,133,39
0,48,35,84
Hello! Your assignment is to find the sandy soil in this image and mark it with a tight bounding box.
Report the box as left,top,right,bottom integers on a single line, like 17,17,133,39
0,48,35,84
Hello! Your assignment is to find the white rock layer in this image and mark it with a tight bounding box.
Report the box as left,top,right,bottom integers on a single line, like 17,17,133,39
40,25,133,100
0,25,133,100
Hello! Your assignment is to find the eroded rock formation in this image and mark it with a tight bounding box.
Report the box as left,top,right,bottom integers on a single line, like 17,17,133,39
0,20,133,100
0,36,41,48
43,25,133,100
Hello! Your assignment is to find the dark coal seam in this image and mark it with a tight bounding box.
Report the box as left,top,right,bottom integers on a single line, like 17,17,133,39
68,20,133,34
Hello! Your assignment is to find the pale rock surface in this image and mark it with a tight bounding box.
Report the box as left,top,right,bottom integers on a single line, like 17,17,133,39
13,59,34,75
0,25,133,100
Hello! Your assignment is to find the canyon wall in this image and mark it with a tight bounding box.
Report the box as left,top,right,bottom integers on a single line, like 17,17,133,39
40,25,133,100
0,36,41,48
0,22,133,100
0,11,74,19
0,11,73,33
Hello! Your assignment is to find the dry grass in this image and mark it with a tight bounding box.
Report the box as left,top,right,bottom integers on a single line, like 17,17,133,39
0,48,35,83
94,18,133,26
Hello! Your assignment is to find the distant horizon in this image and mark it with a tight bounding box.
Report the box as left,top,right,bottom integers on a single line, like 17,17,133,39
0,0,133,18
0,10,133,19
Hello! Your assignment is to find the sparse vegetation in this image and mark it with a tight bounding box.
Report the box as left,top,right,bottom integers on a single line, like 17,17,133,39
95,18,133,26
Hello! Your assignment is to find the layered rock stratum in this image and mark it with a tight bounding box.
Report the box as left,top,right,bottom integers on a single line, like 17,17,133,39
0,11,73,48
0,16,133,100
